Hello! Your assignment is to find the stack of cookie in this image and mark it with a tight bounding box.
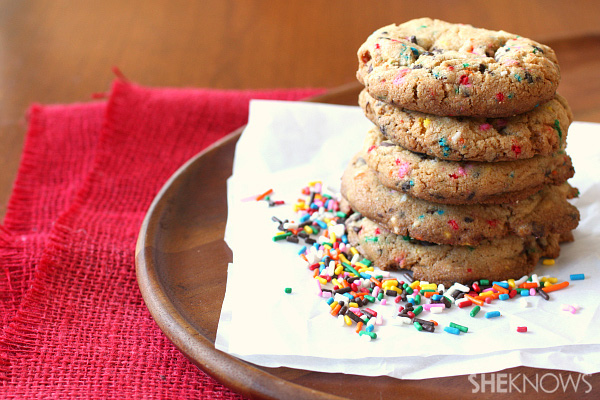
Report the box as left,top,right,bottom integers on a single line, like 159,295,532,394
341,18,580,285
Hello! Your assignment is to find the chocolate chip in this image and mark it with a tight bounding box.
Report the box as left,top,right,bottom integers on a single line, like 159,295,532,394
530,222,545,237
361,51,371,64
524,71,534,83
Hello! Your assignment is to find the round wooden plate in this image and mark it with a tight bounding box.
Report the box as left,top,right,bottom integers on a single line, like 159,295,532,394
135,81,598,400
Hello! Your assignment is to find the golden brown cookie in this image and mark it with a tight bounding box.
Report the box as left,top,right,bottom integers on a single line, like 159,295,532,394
363,127,574,204
359,89,572,162
340,153,580,245
346,213,565,286
357,18,560,117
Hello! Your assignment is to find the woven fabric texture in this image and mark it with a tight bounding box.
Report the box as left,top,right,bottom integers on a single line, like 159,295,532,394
0,103,105,328
0,80,323,398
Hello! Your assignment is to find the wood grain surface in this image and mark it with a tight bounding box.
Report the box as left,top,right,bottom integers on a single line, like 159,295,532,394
1,0,600,218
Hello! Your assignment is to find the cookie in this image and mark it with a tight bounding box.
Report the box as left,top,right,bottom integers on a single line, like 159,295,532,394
340,153,580,245
345,213,565,286
357,18,560,117
359,89,572,162
363,127,574,204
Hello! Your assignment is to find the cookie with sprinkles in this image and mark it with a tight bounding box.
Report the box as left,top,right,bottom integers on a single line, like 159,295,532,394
357,18,560,117
363,127,574,204
345,213,566,286
359,89,572,162
340,153,580,245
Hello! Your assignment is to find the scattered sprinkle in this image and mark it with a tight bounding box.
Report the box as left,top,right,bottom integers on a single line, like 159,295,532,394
255,189,274,201
266,182,579,342
485,311,501,319
444,326,461,335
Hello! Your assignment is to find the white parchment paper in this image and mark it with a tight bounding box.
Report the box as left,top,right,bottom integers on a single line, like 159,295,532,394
216,100,600,379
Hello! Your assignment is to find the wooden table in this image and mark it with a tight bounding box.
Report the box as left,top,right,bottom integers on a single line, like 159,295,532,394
2,1,600,398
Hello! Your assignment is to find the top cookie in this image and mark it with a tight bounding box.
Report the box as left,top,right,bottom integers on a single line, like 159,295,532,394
357,18,560,117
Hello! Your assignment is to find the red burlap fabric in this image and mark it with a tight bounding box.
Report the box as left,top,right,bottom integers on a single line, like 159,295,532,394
0,80,324,398
0,103,105,328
